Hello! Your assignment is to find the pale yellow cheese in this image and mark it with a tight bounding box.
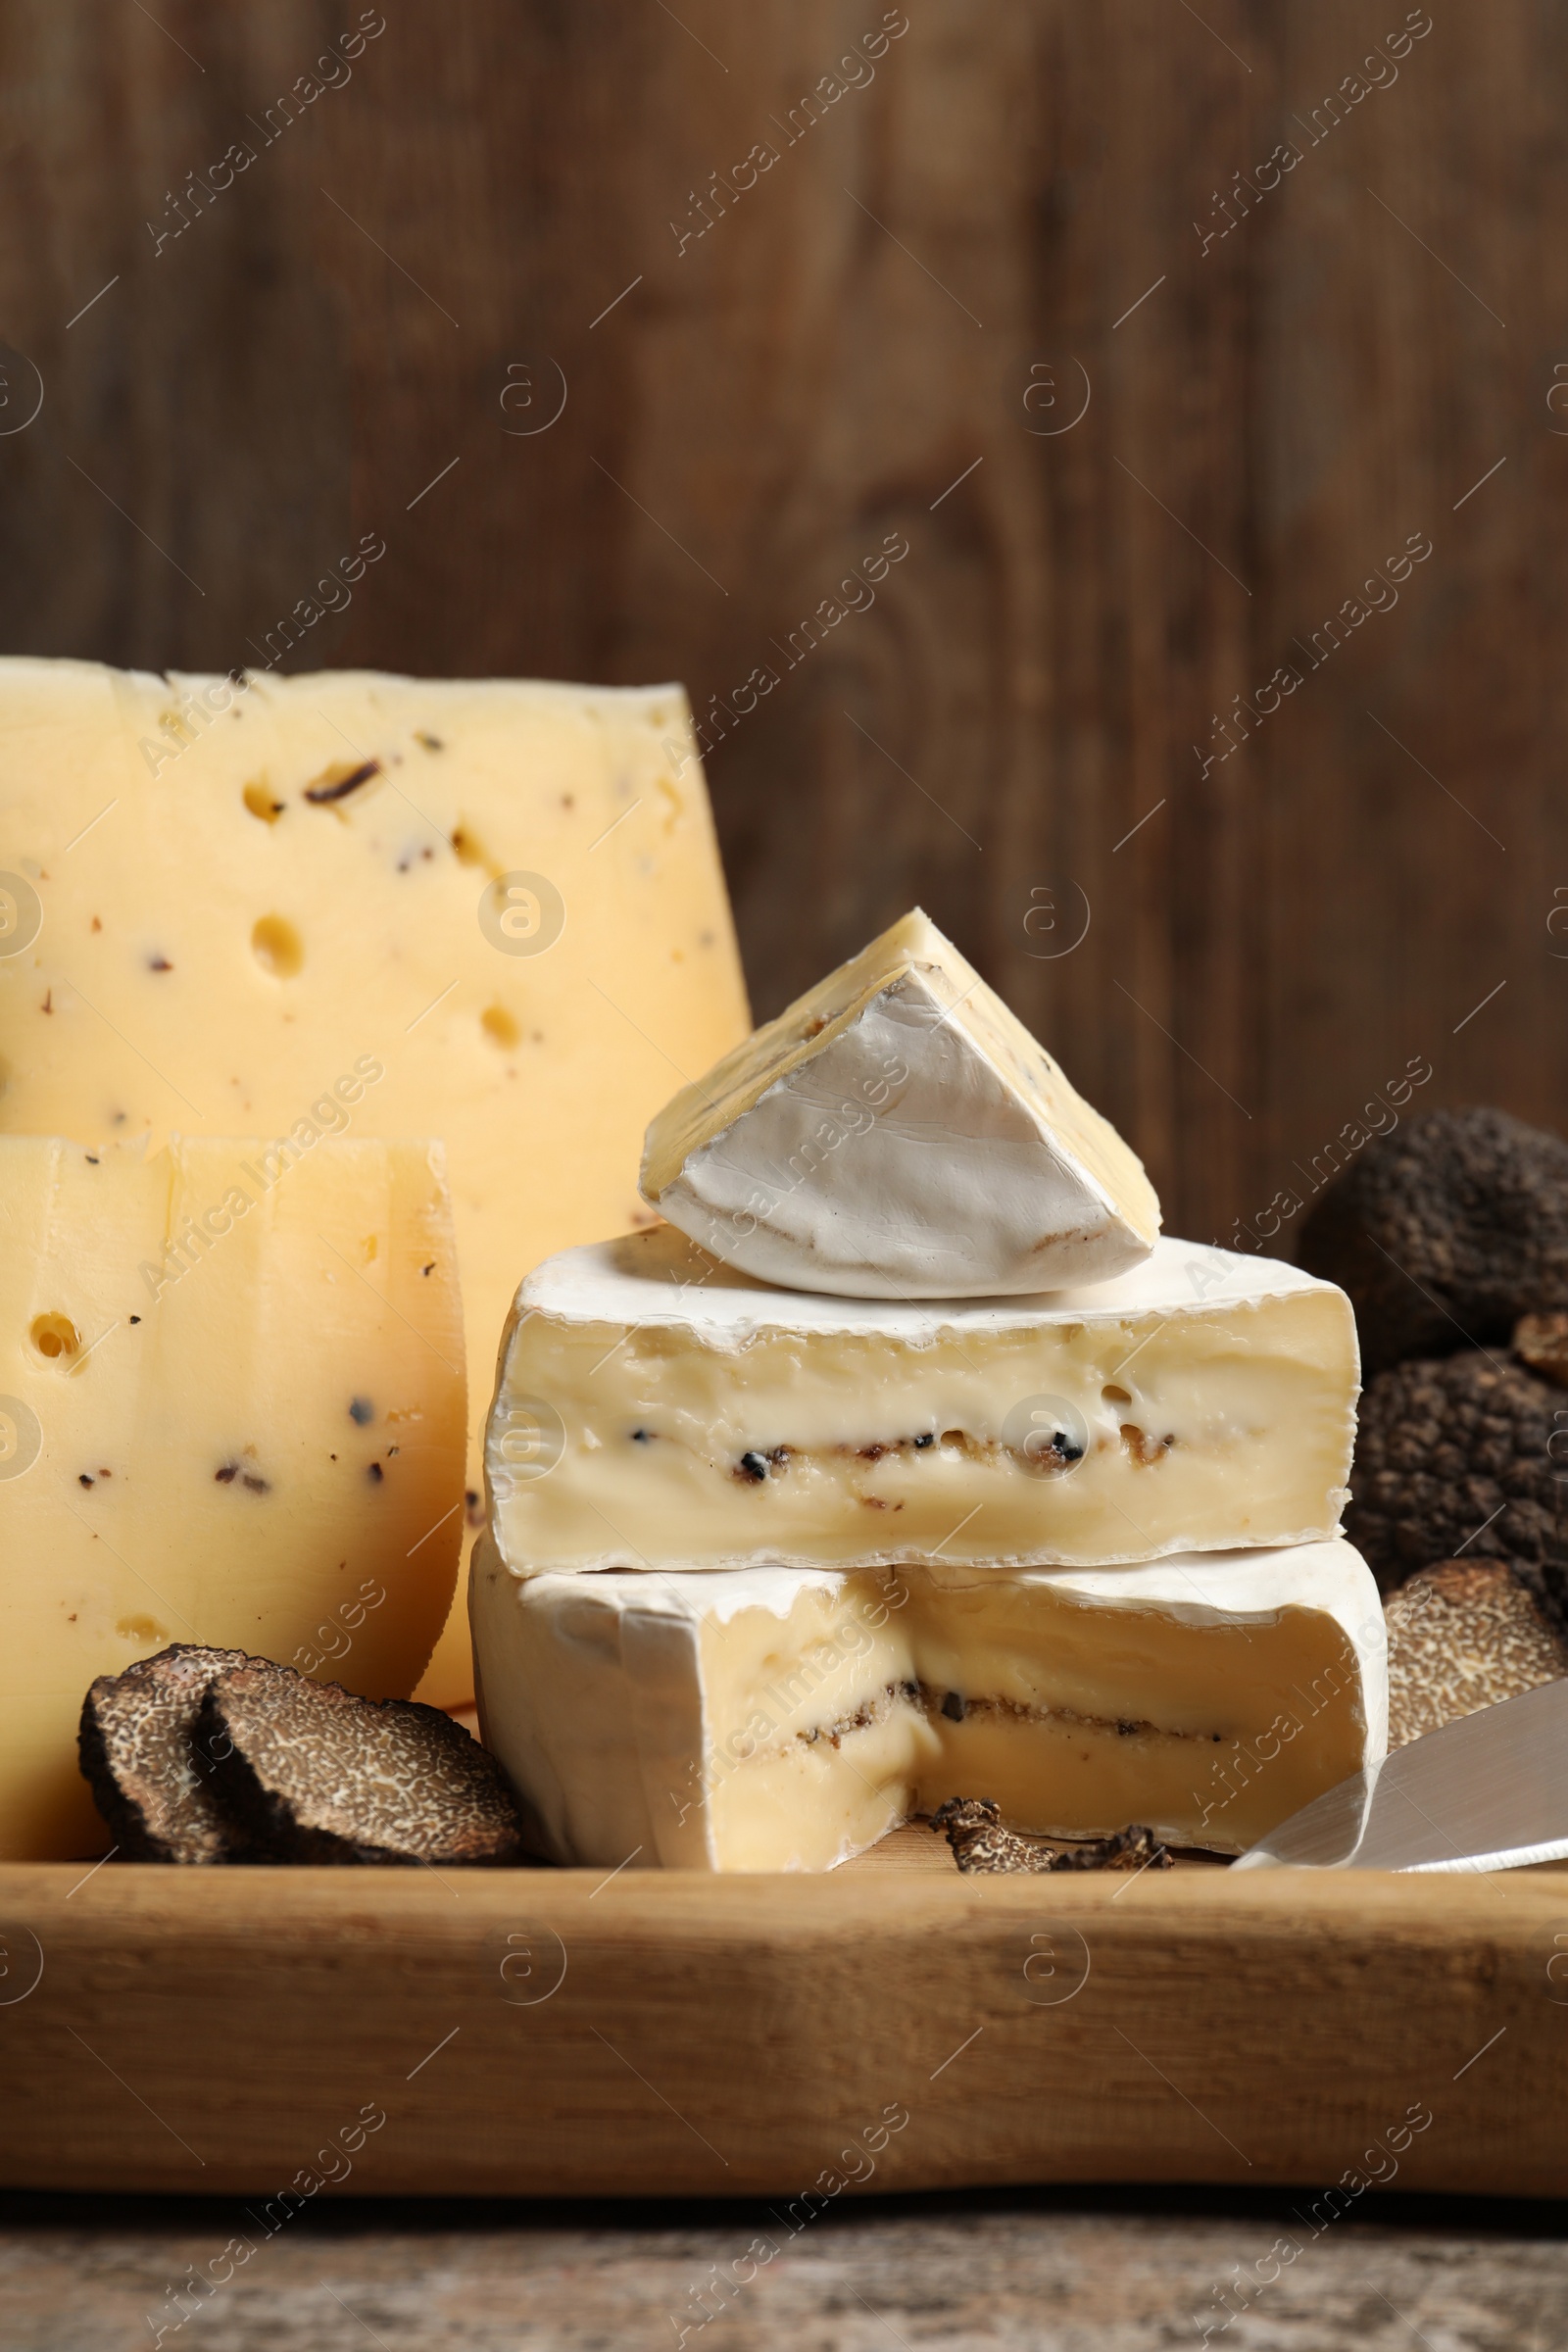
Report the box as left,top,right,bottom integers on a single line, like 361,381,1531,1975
642,907,1162,1296
0,1134,466,1858
486,1228,1359,1576
471,1541,1386,1867
0,661,750,1700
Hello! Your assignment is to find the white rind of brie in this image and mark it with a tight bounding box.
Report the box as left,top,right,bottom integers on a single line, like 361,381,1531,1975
484,1226,1360,1576
470,1538,1387,1870
640,907,1162,1298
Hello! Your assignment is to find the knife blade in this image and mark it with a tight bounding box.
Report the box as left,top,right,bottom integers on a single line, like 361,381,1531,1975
1234,1678,1568,1872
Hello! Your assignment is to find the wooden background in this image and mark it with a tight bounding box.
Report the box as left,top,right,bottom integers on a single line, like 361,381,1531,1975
0,0,1560,1245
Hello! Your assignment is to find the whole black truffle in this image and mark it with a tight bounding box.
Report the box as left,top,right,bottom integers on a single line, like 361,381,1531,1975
1297,1107,1568,1376
1347,1350,1568,1633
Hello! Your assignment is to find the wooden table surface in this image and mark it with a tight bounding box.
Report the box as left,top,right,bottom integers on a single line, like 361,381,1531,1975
3,2182,1566,2350
2,1832,1566,2346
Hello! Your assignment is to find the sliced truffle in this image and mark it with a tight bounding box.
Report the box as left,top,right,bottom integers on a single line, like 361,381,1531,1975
200,1664,527,1866
1297,1107,1568,1376
1513,1311,1568,1389
77,1643,256,1863
1385,1560,1567,1749
930,1796,1171,1876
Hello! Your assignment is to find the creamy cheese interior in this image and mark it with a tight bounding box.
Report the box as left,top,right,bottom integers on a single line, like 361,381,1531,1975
641,907,1162,1297
486,1228,1359,1573
471,1539,1386,1869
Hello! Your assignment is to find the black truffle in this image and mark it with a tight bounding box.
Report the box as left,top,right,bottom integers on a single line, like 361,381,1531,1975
78,1643,256,1863
1297,1107,1568,1376
1384,1560,1567,1748
199,1663,528,1866
930,1796,1172,1875
1347,1348,1568,1631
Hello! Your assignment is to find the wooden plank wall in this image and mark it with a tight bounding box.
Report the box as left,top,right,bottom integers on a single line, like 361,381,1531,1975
0,0,1559,1243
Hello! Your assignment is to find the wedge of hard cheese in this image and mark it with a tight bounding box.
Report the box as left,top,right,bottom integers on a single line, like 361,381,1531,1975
471,1538,1387,1867
485,1226,1359,1575
641,906,1160,1296
0,660,749,1701
0,1135,466,1858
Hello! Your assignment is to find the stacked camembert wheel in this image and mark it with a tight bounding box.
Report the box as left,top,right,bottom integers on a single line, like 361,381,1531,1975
473,912,1388,1871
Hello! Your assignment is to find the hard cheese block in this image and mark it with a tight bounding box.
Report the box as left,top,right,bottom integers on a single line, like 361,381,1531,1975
471,1538,1387,1867
486,1226,1359,1575
641,906,1161,1297
0,660,750,1701
0,1135,466,1859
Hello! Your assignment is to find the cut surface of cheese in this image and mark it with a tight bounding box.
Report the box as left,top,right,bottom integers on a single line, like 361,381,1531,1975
470,1538,1387,1868
485,1227,1359,1575
0,660,749,1701
640,906,1160,1297
0,1135,466,1858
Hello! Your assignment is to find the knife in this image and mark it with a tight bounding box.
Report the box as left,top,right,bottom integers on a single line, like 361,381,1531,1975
1234,1679,1568,1872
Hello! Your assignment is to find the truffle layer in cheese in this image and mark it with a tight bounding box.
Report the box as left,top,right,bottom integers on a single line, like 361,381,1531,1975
486,1227,1359,1575
0,1135,466,1859
0,659,749,1702
640,906,1161,1297
471,1539,1387,1868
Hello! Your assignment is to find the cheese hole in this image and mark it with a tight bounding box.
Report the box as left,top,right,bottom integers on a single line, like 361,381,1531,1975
451,824,487,868
243,782,284,824
252,915,304,978
1102,1385,1132,1406
117,1615,165,1647
31,1312,80,1362
481,1004,520,1050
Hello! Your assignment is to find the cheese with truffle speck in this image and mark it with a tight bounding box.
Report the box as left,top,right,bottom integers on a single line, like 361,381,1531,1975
0,1134,466,1858
0,660,750,1701
471,1538,1387,1868
641,907,1160,1297
484,1225,1360,1576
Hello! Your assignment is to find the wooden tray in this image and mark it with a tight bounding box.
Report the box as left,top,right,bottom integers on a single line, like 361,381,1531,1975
2,1834,1565,2200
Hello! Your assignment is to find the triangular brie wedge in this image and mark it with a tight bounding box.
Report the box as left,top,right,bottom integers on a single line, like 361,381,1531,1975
640,908,1161,1297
